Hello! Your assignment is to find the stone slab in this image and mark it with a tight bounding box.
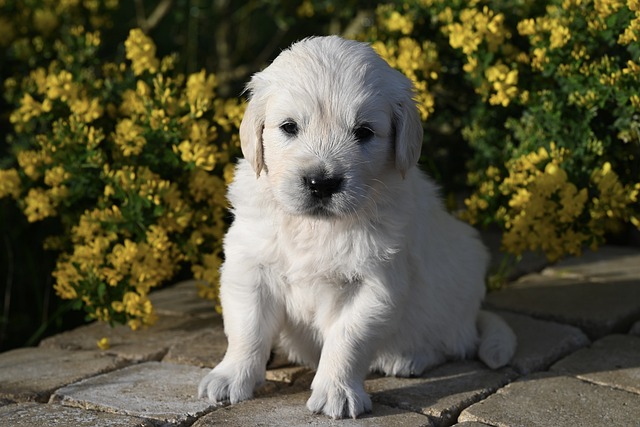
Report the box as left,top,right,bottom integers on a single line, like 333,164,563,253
192,391,432,427
485,274,640,339
162,328,227,368
543,246,640,282
451,423,492,427
265,365,311,384
0,403,152,427
150,280,219,318
365,361,517,427
51,362,215,425
458,373,640,427
40,315,221,363
551,334,640,395
0,347,127,403
498,311,590,374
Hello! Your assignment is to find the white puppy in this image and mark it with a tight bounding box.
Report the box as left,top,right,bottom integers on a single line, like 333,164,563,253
198,36,516,419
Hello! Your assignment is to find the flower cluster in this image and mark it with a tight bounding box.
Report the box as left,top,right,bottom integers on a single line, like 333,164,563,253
2,0,640,329
2,26,243,328
365,5,440,122
363,0,640,260
463,144,592,261
457,0,640,259
362,0,639,262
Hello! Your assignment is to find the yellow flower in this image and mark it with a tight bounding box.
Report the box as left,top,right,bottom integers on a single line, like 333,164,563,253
146,225,170,253
119,291,157,330
124,29,159,76
97,337,110,350
46,70,78,102
517,18,537,36
0,169,21,199
44,166,70,188
594,0,625,19
186,70,217,116
10,93,53,129
618,16,640,45
531,47,549,70
119,89,147,116
445,6,510,73
549,24,571,49
149,109,168,130
113,118,146,156
384,11,414,35
53,259,80,300
69,97,103,123
23,188,57,222
189,169,226,204
175,135,217,171
108,239,138,272
485,63,518,106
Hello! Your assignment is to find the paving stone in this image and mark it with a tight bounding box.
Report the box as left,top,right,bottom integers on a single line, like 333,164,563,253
458,373,640,427
543,246,640,282
0,347,128,403
192,391,432,427
485,274,640,339
163,327,227,368
150,280,219,318
265,365,311,384
0,403,152,427
40,315,221,363
365,360,517,427
551,334,640,395
451,423,492,427
498,310,590,374
51,362,215,425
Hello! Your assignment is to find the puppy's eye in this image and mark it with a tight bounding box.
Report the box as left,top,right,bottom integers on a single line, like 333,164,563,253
280,121,299,137
353,125,374,144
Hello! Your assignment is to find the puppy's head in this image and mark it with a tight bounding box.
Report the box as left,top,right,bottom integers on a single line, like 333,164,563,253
240,36,423,217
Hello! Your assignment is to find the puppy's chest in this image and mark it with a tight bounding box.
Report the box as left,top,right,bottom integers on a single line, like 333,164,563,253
270,221,378,318
277,220,382,279
278,263,363,326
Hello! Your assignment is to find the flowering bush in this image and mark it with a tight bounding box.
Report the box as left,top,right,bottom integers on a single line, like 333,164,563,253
1,25,242,329
360,0,640,261
2,0,639,335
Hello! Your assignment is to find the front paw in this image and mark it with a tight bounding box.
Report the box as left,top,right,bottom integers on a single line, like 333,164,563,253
306,376,372,419
198,361,261,404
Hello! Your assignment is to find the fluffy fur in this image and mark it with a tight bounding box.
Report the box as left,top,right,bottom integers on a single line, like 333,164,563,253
198,36,517,419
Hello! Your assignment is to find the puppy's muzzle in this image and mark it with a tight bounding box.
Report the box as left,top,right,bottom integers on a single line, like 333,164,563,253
303,173,344,199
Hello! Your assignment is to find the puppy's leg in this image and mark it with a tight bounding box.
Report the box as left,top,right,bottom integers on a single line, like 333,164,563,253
307,279,393,419
199,264,281,404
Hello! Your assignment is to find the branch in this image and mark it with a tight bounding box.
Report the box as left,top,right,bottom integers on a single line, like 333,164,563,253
134,0,174,32
146,0,175,32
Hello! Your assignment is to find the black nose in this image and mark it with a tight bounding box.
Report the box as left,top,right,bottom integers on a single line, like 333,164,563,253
303,174,344,199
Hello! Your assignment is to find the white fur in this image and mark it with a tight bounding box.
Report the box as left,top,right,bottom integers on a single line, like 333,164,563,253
198,36,517,419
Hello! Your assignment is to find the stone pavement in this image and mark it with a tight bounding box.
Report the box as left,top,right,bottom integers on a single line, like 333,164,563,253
1,246,640,426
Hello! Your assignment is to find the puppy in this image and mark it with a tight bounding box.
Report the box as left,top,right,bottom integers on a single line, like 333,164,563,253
198,36,516,419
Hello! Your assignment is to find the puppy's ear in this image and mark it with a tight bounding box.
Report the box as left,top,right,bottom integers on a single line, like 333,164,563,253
393,91,424,178
239,82,266,177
